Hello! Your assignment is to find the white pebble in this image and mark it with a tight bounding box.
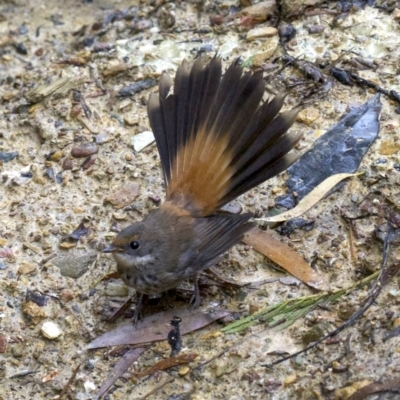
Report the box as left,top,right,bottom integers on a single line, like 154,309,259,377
84,380,96,393
132,131,155,152
41,321,63,340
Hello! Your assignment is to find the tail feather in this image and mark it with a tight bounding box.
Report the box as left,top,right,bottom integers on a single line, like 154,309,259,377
147,57,301,216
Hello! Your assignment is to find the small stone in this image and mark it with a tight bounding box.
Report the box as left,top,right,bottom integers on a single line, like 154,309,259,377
50,150,63,161
379,139,400,155
3,91,17,101
112,212,128,220
178,366,190,376
104,182,140,209
132,131,155,152
247,26,278,41
393,8,400,20
393,318,400,328
105,281,130,297
251,36,279,67
0,238,8,246
59,242,76,249
124,115,139,126
0,151,18,163
71,142,98,158
52,250,97,279
41,321,63,340
84,380,96,393
297,108,320,125
22,301,46,324
17,261,37,275
125,153,132,161
94,133,110,144
283,373,297,386
0,334,7,353
201,331,223,340
60,289,74,302
148,194,161,203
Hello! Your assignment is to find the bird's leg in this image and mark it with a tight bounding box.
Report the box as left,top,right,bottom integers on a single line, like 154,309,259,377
190,275,201,308
132,293,144,325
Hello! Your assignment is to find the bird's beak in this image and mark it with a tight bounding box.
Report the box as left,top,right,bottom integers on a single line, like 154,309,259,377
102,244,119,253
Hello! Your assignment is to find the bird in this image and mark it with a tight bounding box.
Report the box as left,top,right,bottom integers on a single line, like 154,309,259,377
103,56,302,323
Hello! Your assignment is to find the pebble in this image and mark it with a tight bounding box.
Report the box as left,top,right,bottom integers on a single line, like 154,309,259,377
0,334,7,353
62,157,74,171
0,151,18,163
22,301,46,325
105,281,130,297
84,380,96,393
70,142,98,158
252,35,278,67
41,321,63,340
50,150,63,161
2,91,17,101
297,108,320,125
60,289,74,302
81,155,96,170
132,131,155,152
379,139,400,155
17,261,37,275
52,250,97,279
124,115,139,126
178,366,190,376
94,133,110,144
283,373,297,386
247,26,278,41
104,182,140,209
393,8,400,20
393,317,400,328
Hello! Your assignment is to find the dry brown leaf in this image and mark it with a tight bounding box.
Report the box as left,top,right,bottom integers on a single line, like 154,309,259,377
243,228,329,291
257,173,360,223
135,353,198,378
94,348,145,400
87,308,230,349
347,377,400,400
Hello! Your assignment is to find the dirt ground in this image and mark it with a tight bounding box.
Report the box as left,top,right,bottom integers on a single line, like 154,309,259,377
0,1,400,399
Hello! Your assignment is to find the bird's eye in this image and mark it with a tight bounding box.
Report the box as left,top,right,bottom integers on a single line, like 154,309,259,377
130,241,139,250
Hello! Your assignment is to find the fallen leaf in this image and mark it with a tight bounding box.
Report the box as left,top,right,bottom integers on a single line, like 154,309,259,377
243,228,329,291
277,94,381,209
135,353,197,378
94,348,145,400
86,308,230,349
258,173,360,223
347,377,400,400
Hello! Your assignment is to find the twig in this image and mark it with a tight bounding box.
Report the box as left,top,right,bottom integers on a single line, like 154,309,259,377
139,376,175,400
58,363,81,399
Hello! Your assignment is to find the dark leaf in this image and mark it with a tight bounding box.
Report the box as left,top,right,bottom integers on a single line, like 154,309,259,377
87,308,230,349
277,94,381,208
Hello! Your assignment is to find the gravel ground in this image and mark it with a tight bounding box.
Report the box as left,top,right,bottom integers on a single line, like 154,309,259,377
0,1,400,399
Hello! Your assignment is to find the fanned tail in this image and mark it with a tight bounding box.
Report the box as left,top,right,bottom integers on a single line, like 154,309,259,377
148,57,302,217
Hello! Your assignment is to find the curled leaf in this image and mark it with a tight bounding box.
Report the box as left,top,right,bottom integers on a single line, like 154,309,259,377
257,173,360,223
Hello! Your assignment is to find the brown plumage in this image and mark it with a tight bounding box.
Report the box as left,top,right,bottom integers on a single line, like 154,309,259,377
104,57,302,322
